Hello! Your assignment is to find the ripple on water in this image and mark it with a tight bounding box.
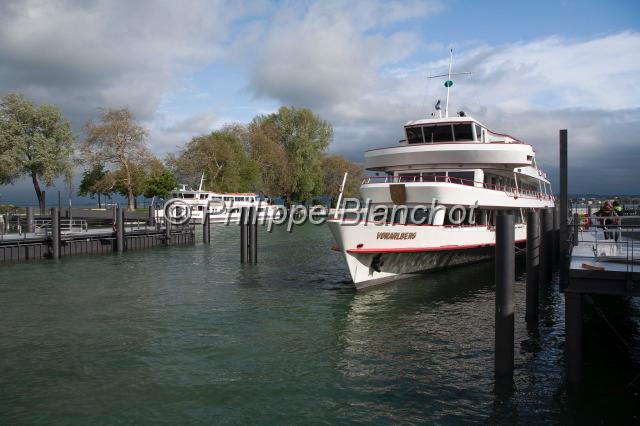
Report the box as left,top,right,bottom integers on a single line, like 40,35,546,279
0,224,638,424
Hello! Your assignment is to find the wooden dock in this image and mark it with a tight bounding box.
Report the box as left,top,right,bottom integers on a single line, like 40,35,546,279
0,207,195,263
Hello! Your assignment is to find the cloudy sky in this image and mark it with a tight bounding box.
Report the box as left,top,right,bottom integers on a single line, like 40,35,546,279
1,0,639,204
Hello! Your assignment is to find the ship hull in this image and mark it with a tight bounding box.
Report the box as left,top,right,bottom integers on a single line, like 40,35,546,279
327,219,526,289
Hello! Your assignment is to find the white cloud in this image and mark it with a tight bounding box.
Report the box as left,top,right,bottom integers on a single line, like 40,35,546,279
0,0,258,127
1,0,639,196
249,0,442,109
251,27,640,193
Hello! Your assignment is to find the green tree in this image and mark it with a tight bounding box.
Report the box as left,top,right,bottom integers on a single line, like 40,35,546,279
0,93,75,207
143,158,177,199
168,130,257,192
79,108,149,211
321,154,364,205
245,118,291,197
249,106,332,202
78,164,109,207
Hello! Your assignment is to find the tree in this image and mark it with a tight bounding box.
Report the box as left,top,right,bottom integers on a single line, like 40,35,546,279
0,93,75,207
143,158,177,199
245,117,291,197
78,164,109,207
321,154,364,205
249,106,332,202
168,130,257,192
79,108,149,211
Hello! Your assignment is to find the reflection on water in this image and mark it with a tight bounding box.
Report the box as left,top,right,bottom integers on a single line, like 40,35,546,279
0,224,638,424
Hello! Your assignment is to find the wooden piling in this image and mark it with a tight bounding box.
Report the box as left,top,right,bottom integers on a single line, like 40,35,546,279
559,129,569,291
165,218,171,244
148,205,155,226
565,292,582,383
495,213,515,379
526,210,540,320
116,207,125,252
240,207,248,263
27,207,34,233
203,212,210,243
553,206,559,270
539,208,554,286
249,207,258,263
51,207,60,259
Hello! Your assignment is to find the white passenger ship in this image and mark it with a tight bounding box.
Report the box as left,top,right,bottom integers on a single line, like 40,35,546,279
328,57,555,289
166,178,280,224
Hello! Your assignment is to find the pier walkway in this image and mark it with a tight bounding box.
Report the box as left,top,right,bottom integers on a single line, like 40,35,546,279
568,223,640,296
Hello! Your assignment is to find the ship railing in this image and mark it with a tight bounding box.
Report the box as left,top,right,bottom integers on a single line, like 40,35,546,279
362,175,555,201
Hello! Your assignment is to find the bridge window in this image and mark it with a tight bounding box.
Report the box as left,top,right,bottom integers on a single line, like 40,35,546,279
475,124,482,141
453,124,473,141
406,127,424,144
423,125,453,142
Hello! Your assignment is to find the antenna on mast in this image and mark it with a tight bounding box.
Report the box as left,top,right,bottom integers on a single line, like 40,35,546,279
198,173,205,191
428,48,471,118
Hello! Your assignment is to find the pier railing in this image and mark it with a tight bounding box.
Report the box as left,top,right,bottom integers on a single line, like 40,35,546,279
568,215,640,275
33,219,89,235
362,174,554,201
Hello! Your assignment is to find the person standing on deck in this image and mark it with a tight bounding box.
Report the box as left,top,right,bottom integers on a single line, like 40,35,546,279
596,201,618,241
612,201,623,242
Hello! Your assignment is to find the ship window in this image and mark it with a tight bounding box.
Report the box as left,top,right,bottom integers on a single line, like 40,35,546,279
224,197,233,201
199,194,207,199
475,124,482,141
406,127,424,144
182,193,195,199
424,125,453,142
447,171,475,185
399,173,420,182
422,172,446,182
453,124,474,141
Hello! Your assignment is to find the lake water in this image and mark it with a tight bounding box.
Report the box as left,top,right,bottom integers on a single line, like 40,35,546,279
1,224,638,424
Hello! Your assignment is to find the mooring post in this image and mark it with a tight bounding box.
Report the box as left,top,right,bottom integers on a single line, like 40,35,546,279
526,210,540,320
559,129,569,291
249,206,258,264
203,211,210,243
26,207,34,233
552,206,559,270
116,207,125,253
112,205,117,224
240,207,248,263
51,207,60,259
495,213,515,379
539,208,553,287
165,217,171,244
565,292,582,383
148,205,155,227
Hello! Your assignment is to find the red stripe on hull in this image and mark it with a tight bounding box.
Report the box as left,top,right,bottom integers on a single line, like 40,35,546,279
346,239,526,254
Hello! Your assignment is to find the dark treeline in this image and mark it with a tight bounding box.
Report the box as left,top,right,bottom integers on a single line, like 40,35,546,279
0,93,362,210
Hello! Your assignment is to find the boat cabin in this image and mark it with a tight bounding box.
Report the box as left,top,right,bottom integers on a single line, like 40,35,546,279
401,116,520,145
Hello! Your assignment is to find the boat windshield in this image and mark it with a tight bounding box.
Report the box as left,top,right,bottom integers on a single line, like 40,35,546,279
407,123,476,144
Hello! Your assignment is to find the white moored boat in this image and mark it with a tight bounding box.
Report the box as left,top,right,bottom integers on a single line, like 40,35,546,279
163,175,280,224
328,53,555,289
